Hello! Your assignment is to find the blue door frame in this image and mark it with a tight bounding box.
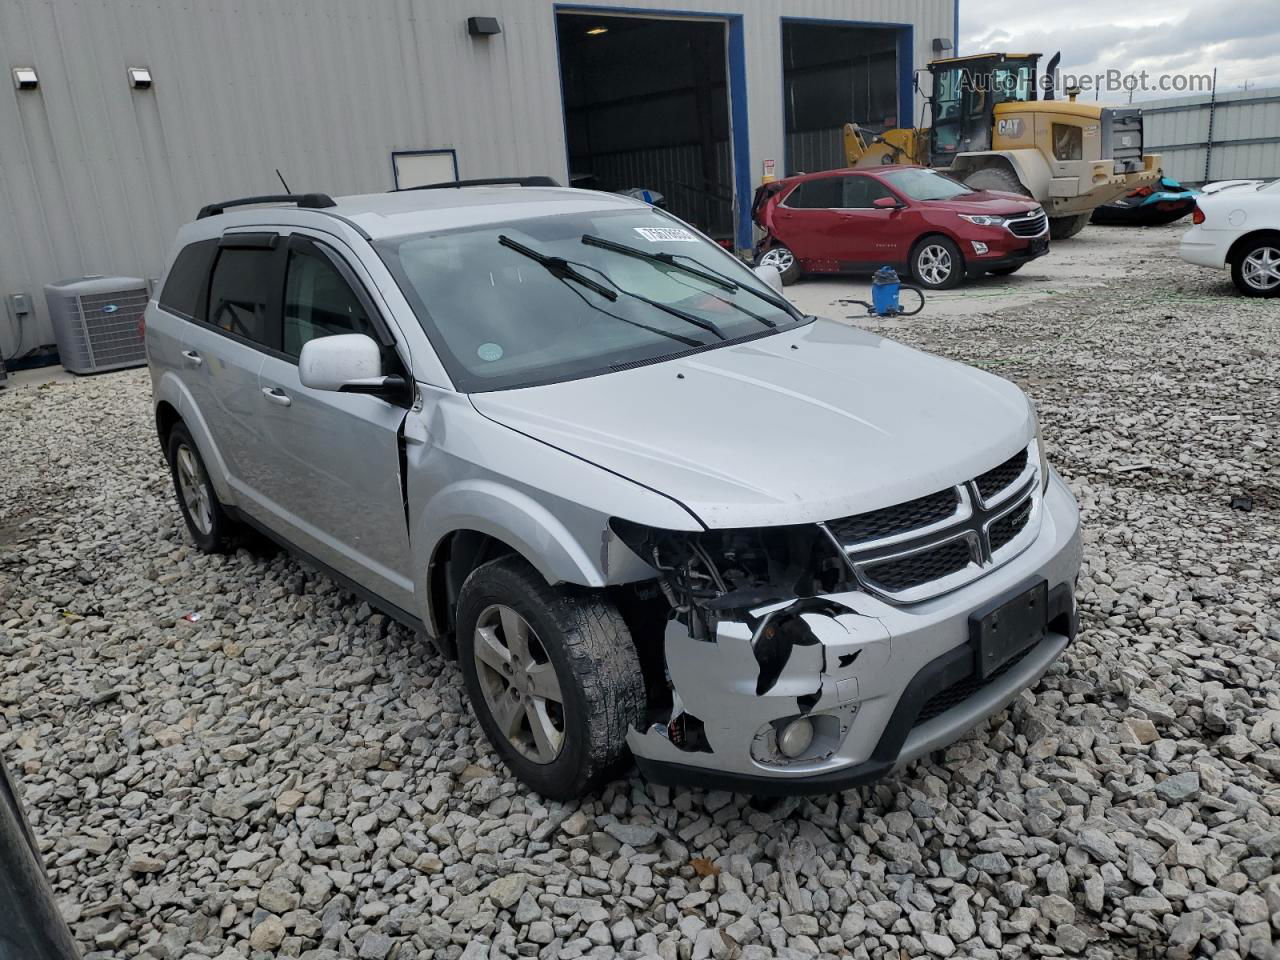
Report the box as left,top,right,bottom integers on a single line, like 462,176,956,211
553,5,753,252
778,16,915,177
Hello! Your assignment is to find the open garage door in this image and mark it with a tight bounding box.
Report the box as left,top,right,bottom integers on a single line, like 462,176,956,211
783,21,904,174
556,13,735,245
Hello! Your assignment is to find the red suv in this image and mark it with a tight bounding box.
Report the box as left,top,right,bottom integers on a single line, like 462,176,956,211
753,165,1050,289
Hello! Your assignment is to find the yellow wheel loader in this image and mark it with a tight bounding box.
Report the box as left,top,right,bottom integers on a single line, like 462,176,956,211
844,53,1162,239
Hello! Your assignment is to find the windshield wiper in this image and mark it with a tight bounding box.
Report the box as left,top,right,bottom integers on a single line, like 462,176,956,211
502,234,725,341
582,234,736,290
582,234,791,324
499,235,618,302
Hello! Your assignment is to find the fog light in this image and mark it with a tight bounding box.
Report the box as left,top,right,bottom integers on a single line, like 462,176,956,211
971,241,989,255
777,718,814,758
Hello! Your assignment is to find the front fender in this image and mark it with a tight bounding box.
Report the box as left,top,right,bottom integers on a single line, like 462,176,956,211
412,479,647,607
952,150,1052,201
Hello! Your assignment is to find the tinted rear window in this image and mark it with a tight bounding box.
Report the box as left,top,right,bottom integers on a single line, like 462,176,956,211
786,178,844,209
158,240,217,319
206,248,277,347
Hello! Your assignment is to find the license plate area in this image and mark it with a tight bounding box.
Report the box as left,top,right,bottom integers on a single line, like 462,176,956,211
969,579,1047,679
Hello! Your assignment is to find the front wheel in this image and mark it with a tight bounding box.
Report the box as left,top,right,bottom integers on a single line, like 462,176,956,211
457,556,646,800
1049,214,1090,240
1232,240,1280,297
911,236,964,289
757,245,801,285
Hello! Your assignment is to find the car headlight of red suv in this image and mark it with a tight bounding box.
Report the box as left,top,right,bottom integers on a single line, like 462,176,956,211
958,214,1007,227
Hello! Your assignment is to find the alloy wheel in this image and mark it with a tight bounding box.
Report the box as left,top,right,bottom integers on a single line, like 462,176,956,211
917,244,953,286
472,604,566,764
175,444,213,536
759,246,795,273
1242,246,1280,291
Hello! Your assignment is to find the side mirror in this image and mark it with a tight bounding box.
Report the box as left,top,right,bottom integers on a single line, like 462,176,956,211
299,333,405,398
873,196,902,209
753,263,785,295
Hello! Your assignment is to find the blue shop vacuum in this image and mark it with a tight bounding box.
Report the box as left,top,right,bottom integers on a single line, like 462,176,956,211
841,266,925,318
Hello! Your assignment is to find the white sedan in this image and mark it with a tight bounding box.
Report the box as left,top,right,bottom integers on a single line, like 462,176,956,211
1180,179,1280,297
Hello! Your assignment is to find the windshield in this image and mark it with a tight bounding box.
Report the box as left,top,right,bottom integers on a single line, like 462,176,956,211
377,209,802,392
883,168,974,201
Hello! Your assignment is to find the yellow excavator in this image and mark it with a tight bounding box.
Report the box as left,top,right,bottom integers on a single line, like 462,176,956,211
843,52,1162,239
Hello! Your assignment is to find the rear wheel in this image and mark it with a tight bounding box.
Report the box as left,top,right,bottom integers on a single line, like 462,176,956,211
1050,213,1090,240
167,423,240,553
1232,240,1280,297
961,165,1030,197
457,556,645,799
911,236,964,289
758,245,801,285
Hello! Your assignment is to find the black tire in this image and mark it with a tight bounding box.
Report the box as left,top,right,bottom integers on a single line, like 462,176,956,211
757,245,801,285
166,423,240,553
961,165,1030,197
1050,213,1090,240
910,235,964,289
1230,237,1280,298
987,264,1023,276
456,555,645,800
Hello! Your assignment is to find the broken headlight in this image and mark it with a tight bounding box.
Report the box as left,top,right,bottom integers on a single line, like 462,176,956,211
609,518,851,619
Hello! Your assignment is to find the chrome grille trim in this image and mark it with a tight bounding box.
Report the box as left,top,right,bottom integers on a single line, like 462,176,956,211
827,442,1043,604
1006,212,1048,238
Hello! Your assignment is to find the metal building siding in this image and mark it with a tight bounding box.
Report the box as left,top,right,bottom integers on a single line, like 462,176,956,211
1141,86,1280,185
0,0,950,354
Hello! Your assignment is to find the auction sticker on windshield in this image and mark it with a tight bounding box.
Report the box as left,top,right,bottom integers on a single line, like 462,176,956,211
634,227,697,242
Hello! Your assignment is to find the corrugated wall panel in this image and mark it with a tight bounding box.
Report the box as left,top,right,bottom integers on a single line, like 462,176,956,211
1141,86,1280,186
0,0,951,355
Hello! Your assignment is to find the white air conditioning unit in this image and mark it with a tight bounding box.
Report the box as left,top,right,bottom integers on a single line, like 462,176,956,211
44,276,149,374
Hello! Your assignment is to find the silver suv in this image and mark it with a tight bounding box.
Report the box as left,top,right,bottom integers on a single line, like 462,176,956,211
147,181,1081,799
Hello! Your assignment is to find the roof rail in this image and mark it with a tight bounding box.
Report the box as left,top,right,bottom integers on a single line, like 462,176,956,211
394,176,560,193
196,193,337,220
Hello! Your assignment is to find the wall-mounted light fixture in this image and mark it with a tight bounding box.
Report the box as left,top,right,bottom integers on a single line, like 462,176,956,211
467,16,501,37
12,66,39,90
127,66,152,89
586,26,609,36
931,38,953,55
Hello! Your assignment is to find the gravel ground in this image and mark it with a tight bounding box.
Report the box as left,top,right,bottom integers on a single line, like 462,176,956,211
2,223,1279,960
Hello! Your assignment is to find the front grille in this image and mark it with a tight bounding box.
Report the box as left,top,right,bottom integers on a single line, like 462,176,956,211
831,443,1040,602
989,496,1033,553
974,449,1028,501
827,487,959,545
913,642,1036,726
862,537,973,593
1008,214,1047,238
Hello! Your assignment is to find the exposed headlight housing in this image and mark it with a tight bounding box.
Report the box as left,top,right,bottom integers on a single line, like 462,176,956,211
958,213,1007,226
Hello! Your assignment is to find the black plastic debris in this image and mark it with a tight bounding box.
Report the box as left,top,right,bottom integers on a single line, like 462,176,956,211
1230,496,1254,512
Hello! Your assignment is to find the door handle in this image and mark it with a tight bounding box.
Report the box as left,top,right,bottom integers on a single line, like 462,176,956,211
181,350,202,367
261,386,292,407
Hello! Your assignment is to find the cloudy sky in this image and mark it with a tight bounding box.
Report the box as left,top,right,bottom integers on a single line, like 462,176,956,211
959,0,1280,100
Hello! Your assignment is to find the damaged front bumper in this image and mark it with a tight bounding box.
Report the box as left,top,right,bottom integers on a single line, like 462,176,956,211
627,472,1082,795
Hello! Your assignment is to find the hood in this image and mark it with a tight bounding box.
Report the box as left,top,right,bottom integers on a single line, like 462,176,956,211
469,320,1034,529
924,191,1042,216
